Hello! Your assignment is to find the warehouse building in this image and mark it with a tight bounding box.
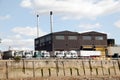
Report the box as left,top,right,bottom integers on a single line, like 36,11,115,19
35,30,107,56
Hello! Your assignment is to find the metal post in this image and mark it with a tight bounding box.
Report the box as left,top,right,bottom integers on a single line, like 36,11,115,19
50,11,53,33
33,61,35,77
37,14,39,37
50,11,54,53
89,60,92,75
82,60,85,75
22,59,25,74
101,60,104,75
113,61,116,75
62,61,65,76
6,62,8,79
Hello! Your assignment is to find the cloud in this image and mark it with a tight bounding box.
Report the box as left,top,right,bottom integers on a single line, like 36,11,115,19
0,15,11,20
78,23,102,30
1,37,34,50
12,26,46,37
1,26,47,50
20,0,32,8
20,0,120,19
114,20,120,28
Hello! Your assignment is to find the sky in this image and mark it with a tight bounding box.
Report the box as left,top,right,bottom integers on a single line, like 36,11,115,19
0,0,120,51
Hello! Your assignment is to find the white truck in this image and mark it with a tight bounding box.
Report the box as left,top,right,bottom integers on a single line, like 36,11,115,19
64,50,78,58
41,51,50,58
54,51,65,58
80,50,101,58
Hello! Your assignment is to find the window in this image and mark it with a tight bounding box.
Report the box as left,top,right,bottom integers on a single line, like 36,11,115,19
46,36,51,41
39,44,41,46
95,36,103,40
35,40,39,45
49,41,51,44
40,43,45,46
68,36,77,40
83,36,91,40
55,36,64,40
40,38,45,43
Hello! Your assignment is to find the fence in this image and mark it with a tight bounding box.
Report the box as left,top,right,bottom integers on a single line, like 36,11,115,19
0,59,120,79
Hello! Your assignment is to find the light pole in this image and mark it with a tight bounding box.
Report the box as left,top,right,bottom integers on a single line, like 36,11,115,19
37,14,39,37
50,11,53,33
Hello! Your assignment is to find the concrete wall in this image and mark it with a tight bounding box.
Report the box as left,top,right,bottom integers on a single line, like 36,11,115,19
0,59,120,79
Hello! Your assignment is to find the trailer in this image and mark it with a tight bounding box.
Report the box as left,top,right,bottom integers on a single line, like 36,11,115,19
64,50,78,58
3,50,16,59
80,50,101,58
54,51,65,58
33,51,43,58
41,51,50,58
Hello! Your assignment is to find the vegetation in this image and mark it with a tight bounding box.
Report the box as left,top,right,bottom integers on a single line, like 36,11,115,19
13,56,21,62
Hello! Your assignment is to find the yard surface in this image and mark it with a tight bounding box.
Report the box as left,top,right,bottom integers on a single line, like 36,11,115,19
2,76,120,80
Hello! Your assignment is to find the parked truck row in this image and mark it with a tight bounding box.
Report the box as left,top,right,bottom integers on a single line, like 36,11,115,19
2,50,101,59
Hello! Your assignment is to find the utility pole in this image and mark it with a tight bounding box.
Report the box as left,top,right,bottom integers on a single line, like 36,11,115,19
50,11,54,53
37,14,39,37
50,11,53,33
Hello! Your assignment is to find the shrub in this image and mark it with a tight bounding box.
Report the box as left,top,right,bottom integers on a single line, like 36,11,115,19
13,56,21,62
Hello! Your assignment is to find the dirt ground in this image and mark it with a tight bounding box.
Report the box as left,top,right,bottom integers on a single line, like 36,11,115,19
1,76,120,80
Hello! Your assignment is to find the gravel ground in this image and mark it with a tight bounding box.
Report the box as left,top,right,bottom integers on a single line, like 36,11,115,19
1,76,120,80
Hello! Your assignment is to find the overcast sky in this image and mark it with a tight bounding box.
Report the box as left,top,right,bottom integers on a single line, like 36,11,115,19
0,0,120,51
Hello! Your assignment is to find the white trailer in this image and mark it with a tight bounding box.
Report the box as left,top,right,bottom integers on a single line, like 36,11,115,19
80,50,101,57
107,46,120,57
64,50,78,58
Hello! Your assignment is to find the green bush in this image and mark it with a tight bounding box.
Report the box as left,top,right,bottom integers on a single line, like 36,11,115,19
13,56,21,62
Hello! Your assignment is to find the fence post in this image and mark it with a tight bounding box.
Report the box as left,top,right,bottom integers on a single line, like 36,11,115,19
96,68,98,75
55,59,59,76
76,68,79,76
41,69,43,77
62,61,65,76
89,60,92,75
82,60,85,75
113,61,116,75
48,68,51,76
22,59,25,73
101,60,104,75
108,68,110,75
117,60,120,71
33,61,35,78
6,61,8,79
70,68,72,76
